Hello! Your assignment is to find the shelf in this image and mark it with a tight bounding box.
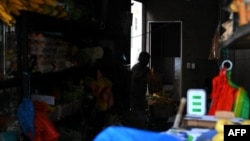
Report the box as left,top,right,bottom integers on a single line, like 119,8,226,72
220,24,250,48
0,78,20,89
30,66,85,79
225,35,250,49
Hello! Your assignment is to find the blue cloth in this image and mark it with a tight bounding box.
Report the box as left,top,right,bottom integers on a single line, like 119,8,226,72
196,129,217,141
17,98,35,139
94,126,181,141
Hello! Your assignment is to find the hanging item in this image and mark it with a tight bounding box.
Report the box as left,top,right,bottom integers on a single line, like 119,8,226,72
208,24,221,60
208,60,250,119
17,98,35,140
208,0,222,60
224,62,250,119
208,60,237,115
233,87,250,119
208,68,237,115
32,100,60,141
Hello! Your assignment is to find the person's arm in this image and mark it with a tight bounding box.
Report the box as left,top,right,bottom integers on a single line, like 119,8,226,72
132,67,150,81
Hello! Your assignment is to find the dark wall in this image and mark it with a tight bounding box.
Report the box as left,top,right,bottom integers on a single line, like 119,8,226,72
146,0,220,97
229,48,250,93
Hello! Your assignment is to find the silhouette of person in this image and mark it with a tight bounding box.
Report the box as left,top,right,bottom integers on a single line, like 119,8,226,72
130,51,150,111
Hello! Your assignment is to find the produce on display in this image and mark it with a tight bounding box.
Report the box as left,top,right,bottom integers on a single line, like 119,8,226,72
7,0,28,16
212,118,234,141
211,118,250,141
0,1,16,26
28,32,70,73
0,0,87,26
241,119,250,125
85,69,113,111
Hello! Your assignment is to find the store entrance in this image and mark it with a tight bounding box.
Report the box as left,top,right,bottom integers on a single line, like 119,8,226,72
148,21,182,99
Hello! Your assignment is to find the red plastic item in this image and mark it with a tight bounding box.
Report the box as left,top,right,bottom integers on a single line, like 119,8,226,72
208,68,238,115
33,101,60,141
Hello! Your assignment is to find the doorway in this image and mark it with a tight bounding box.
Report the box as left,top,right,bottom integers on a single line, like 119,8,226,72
148,21,182,99
130,0,143,68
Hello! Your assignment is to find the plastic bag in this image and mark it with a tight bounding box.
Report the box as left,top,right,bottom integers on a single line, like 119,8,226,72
94,126,181,141
33,101,60,141
17,98,35,139
208,68,238,115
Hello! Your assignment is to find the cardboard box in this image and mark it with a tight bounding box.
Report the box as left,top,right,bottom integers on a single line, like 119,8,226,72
182,115,243,128
182,118,216,128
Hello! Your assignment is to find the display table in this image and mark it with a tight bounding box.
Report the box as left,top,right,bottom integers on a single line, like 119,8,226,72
163,128,213,141
163,115,245,141
93,115,246,141
182,115,243,128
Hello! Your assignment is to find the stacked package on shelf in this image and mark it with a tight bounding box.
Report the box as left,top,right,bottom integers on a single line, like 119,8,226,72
28,32,69,73
28,33,54,73
229,0,250,26
54,40,69,72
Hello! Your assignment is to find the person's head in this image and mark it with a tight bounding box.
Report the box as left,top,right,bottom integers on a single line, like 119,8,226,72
138,51,150,66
